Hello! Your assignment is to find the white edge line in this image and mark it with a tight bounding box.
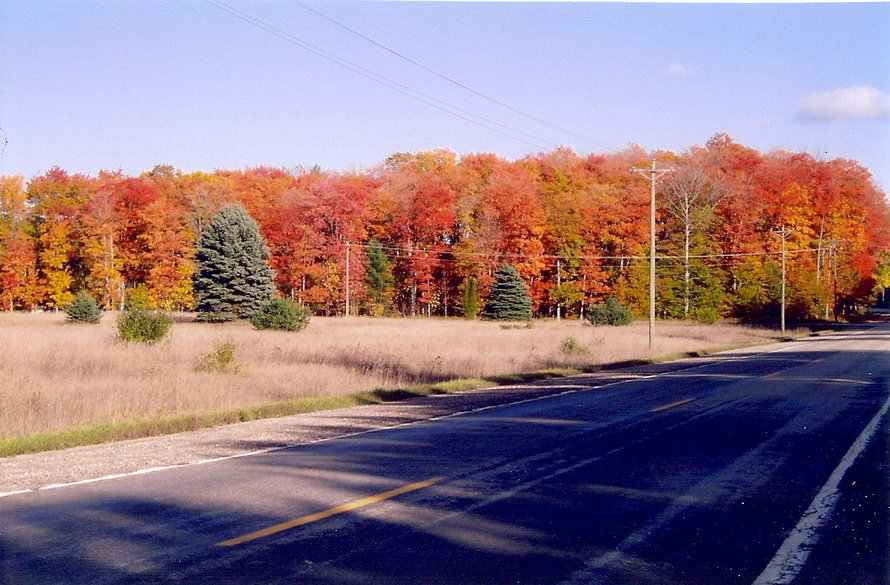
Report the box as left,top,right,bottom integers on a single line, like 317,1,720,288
751,388,890,585
4,378,638,497
0,339,814,498
0,489,31,498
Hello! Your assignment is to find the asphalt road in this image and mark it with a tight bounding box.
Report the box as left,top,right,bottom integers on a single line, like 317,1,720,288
2,321,888,585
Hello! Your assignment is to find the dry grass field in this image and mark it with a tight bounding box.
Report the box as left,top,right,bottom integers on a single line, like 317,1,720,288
0,312,797,449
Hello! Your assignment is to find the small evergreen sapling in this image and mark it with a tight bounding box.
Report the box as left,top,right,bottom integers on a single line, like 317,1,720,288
64,292,103,324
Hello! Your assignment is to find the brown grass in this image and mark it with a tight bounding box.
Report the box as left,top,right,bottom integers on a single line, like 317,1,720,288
0,312,798,442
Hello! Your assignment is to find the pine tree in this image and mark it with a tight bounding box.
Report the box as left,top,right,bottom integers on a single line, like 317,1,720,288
194,205,276,322
484,263,532,321
462,276,479,319
364,240,394,315
64,291,103,323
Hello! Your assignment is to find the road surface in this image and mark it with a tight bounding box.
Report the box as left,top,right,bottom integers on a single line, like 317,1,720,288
2,321,888,584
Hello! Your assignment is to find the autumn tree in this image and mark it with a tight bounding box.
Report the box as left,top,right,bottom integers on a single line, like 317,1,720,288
0,175,39,309
139,172,197,310
194,205,276,322
661,165,727,318
27,168,95,309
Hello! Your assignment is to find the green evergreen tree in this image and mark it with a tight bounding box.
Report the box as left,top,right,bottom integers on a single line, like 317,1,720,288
484,264,532,321
364,240,394,315
462,276,479,319
194,205,276,322
64,291,102,324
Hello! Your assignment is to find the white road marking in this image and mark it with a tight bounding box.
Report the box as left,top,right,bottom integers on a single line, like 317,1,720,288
0,337,840,498
751,387,890,585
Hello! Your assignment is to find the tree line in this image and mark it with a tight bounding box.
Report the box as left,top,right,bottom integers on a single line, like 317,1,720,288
1,133,888,322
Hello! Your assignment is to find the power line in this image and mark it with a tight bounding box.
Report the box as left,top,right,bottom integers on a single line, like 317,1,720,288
293,0,621,152
205,0,561,151
350,239,827,263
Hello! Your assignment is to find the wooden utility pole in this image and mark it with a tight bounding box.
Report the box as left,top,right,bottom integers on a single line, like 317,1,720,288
633,159,673,349
345,241,351,316
771,225,794,333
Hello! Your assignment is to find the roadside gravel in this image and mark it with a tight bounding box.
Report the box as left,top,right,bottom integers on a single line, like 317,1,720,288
0,352,755,495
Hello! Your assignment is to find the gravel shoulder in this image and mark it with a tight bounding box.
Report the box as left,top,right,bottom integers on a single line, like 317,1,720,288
0,350,773,495
5,317,857,497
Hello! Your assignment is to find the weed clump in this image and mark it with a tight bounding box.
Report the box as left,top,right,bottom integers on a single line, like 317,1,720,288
197,341,243,374
560,336,590,355
251,297,311,332
117,310,173,343
64,292,102,324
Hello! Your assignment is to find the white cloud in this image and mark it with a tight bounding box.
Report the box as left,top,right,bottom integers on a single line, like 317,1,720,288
666,62,691,76
799,85,890,121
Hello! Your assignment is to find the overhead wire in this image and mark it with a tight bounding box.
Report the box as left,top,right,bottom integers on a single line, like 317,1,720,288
292,0,621,152
349,239,827,265
205,0,562,151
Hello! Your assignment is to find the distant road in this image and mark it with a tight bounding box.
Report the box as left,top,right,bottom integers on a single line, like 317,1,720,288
2,322,888,584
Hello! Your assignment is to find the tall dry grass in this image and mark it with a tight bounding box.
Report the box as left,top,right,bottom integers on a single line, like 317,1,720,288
0,312,792,440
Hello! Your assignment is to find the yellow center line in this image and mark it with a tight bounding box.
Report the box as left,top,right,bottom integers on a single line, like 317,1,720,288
650,398,696,413
762,371,782,380
217,476,444,547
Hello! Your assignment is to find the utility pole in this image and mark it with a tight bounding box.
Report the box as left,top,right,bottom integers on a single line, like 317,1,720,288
829,240,843,321
345,241,351,317
771,225,794,333
556,258,562,321
633,159,673,349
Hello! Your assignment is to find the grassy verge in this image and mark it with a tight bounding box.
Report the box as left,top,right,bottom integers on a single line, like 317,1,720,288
0,340,784,458
0,380,486,457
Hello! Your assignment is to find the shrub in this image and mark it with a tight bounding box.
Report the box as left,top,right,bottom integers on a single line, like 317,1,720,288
117,310,173,343
197,341,243,374
560,336,590,355
251,297,311,332
587,297,633,326
64,292,102,324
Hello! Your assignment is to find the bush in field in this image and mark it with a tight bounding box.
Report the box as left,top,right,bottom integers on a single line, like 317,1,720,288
117,310,173,343
197,341,243,374
64,292,102,324
587,297,633,326
484,264,532,321
560,336,590,355
251,297,311,332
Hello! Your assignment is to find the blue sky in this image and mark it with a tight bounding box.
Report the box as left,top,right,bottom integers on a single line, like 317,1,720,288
1,1,888,192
